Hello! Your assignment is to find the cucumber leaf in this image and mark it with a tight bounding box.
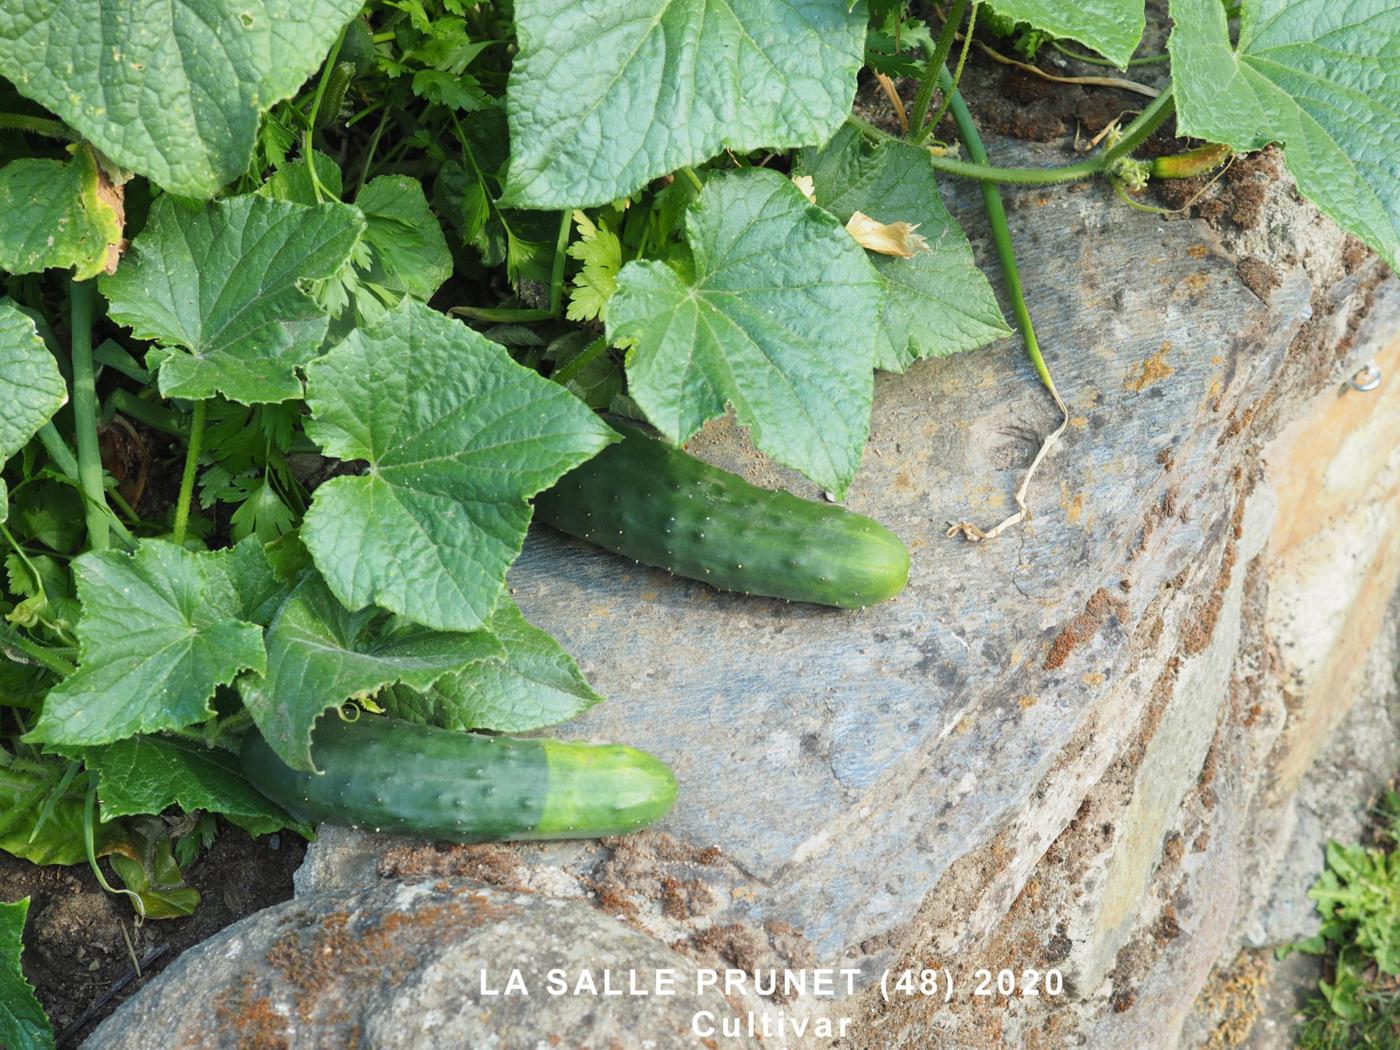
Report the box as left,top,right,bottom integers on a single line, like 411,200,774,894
0,0,362,198
223,535,294,627
101,195,364,404
0,148,122,280
502,0,866,208
985,0,1144,67
388,597,603,733
1169,0,1400,270
0,301,68,524
797,127,1011,373
0,899,52,1050
609,169,884,497
69,735,296,834
302,298,616,632
23,541,267,747
238,571,504,771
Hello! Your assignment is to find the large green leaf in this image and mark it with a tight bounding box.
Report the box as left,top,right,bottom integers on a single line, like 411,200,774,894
75,735,293,833
0,899,53,1050
797,127,1010,373
1169,0,1400,270
302,299,616,632
24,541,266,746
388,597,603,733
101,195,363,404
986,0,1144,67
502,0,867,208
0,301,68,524
239,571,503,771
0,0,362,198
609,169,884,496
0,148,121,279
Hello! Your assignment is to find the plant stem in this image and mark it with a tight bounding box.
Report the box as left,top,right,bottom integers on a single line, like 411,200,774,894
0,114,77,140
36,422,80,478
939,67,1054,395
106,389,185,437
203,710,254,751
1051,41,1169,67
553,336,609,386
680,166,704,193
305,29,345,131
450,304,553,323
923,0,979,137
849,85,1174,185
171,399,205,547
910,0,968,138
549,209,572,317
939,67,1068,543
0,622,76,677
35,423,137,549
84,774,146,919
69,281,110,552
355,104,393,196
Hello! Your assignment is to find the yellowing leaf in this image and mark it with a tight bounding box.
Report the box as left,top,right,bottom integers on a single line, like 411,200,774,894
0,147,122,280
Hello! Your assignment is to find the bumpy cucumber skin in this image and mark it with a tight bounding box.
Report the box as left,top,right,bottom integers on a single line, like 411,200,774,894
239,716,677,843
534,427,911,609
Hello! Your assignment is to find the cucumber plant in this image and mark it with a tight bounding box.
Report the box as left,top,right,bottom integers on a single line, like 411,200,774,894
0,1,1397,1040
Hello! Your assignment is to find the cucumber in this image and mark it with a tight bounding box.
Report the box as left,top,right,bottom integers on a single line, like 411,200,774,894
337,17,376,74
239,715,677,842
534,426,910,609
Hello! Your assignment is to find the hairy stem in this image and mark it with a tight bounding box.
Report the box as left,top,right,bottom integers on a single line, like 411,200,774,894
69,281,110,552
0,621,76,677
171,399,206,547
923,1,979,138
909,0,968,138
0,114,77,140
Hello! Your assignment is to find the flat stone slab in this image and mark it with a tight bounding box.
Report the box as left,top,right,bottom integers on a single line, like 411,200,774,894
85,879,750,1049
500,160,1313,963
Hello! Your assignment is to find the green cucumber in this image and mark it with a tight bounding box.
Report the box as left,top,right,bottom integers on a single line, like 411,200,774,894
337,17,376,74
534,426,910,609
239,715,677,842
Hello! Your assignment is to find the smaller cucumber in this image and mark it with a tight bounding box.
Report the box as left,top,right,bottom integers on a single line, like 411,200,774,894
337,17,376,74
534,426,910,609
240,716,676,843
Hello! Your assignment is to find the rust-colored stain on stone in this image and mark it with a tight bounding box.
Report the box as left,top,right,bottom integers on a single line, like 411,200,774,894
210,982,291,1050
209,891,520,1042
1043,588,1127,670
1124,342,1175,393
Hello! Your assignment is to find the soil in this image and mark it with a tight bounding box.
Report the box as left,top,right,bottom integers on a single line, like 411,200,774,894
2,823,304,1045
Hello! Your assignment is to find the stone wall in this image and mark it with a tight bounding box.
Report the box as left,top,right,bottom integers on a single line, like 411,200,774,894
90,144,1398,1049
